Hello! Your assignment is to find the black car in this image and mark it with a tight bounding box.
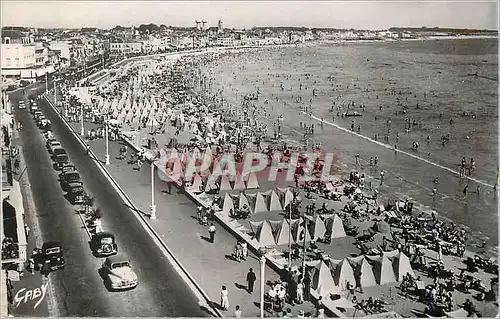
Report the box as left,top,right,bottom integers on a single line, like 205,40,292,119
91,232,118,257
62,171,81,190
55,153,69,169
67,182,86,204
40,241,65,272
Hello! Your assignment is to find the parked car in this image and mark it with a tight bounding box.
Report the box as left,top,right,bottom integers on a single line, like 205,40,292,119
101,255,138,291
59,164,76,178
91,232,118,257
40,241,65,272
55,153,69,169
18,101,26,109
30,102,39,114
62,171,81,185
47,142,60,154
52,147,67,158
67,182,86,204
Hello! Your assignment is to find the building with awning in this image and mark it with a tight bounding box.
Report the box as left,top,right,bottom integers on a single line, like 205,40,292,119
1,179,28,268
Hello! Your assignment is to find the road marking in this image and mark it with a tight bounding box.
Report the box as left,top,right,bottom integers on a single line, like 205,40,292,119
303,111,494,188
43,94,222,318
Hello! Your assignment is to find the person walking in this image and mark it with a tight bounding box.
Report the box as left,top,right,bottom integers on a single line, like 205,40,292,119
463,185,468,197
221,285,229,311
246,268,256,294
208,223,216,243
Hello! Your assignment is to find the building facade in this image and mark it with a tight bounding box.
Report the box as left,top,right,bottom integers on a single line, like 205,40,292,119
1,30,36,78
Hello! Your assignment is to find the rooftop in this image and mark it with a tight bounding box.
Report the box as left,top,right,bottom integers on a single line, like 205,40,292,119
1,29,28,40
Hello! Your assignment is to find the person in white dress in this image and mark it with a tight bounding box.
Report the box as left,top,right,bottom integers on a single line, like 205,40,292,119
221,285,229,310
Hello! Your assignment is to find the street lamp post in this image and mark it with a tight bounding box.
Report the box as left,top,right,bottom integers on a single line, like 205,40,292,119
258,246,267,318
150,162,157,219
54,80,57,106
105,113,110,165
80,103,85,136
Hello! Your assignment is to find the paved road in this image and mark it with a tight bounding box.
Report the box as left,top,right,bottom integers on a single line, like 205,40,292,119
11,86,207,317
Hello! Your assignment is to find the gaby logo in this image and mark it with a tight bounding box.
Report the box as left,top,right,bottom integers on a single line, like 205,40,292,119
154,149,339,184
14,282,48,309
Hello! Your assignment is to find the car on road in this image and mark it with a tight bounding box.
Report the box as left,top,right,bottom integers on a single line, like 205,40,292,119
40,241,65,272
91,232,118,257
101,255,138,291
67,182,86,204
52,147,67,158
59,164,76,178
47,141,61,153
30,101,39,113
62,171,81,186
18,101,26,109
55,153,69,169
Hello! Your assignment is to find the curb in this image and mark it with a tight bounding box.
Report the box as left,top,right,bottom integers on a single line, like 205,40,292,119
42,94,222,318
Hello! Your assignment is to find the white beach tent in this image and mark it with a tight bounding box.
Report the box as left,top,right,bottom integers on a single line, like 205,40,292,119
233,173,247,191
349,256,377,288
294,218,312,243
323,214,346,239
367,254,397,285
272,219,295,245
309,216,327,241
221,193,235,215
391,251,415,282
219,175,232,191
245,192,268,214
238,192,250,210
311,261,341,297
190,173,203,192
204,176,219,193
246,172,260,189
332,258,357,290
250,220,277,247
262,190,283,211
277,187,294,208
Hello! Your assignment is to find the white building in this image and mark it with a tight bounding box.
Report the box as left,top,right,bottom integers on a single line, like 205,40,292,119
109,42,142,55
49,41,72,60
1,30,36,78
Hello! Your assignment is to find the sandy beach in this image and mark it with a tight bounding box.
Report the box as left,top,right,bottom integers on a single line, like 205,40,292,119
186,38,498,249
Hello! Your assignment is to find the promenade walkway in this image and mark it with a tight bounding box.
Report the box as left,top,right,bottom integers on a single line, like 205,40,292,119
47,94,316,317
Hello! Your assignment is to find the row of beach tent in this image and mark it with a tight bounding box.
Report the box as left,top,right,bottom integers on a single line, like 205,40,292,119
249,216,345,247
307,250,415,295
189,173,260,193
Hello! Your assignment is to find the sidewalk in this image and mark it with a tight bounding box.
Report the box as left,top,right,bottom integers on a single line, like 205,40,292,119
48,105,316,317
7,137,51,317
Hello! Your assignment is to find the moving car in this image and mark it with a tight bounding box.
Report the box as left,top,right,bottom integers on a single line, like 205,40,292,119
101,255,138,291
40,241,65,271
91,232,118,257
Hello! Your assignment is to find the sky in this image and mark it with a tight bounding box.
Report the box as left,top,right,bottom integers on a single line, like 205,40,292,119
1,1,498,30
